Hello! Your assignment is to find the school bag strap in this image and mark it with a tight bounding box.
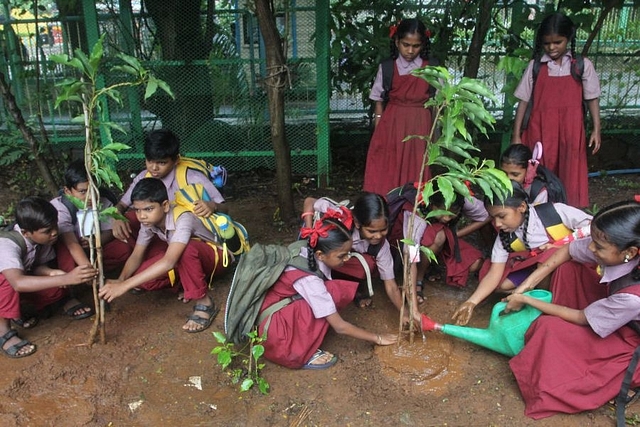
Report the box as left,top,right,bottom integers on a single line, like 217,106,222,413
522,55,584,131
0,229,26,257
380,56,439,109
506,203,572,252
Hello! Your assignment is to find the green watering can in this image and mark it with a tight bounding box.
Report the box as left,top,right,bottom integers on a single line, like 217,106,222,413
422,289,552,357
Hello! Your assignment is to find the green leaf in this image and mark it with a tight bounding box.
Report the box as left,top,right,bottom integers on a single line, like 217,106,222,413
213,331,228,344
218,352,232,370
101,143,131,152
240,378,254,392
155,79,175,99
144,79,158,100
257,378,270,395
436,176,455,208
100,206,127,222
88,35,105,72
251,344,265,359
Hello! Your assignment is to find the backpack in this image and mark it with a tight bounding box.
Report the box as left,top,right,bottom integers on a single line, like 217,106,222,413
174,157,227,191
224,240,323,345
505,202,573,252
381,56,440,108
173,184,250,266
528,166,568,204
0,227,26,257
385,183,419,236
522,55,584,130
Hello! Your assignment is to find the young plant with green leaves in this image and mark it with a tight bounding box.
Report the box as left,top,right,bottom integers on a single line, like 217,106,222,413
399,65,511,340
50,35,173,344
211,331,270,395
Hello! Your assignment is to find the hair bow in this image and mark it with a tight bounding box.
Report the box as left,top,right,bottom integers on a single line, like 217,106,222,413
321,206,353,230
464,180,475,197
389,24,398,39
425,29,432,38
524,141,543,187
300,221,331,248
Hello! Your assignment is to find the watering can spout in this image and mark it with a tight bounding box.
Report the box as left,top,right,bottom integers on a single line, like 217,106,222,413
440,290,552,357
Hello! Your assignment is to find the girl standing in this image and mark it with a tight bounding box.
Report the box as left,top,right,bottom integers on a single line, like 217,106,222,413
363,18,436,196
511,12,601,208
258,216,397,370
451,181,591,326
503,200,640,419
302,193,422,324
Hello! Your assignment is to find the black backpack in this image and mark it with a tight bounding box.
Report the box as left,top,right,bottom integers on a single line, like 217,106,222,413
522,55,584,130
529,165,568,204
0,227,26,256
381,56,440,108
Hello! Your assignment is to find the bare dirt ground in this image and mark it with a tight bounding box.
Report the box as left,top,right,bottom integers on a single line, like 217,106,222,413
1,144,640,427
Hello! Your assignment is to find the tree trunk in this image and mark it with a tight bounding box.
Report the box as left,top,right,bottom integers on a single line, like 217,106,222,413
581,0,622,56
254,0,295,221
464,0,497,78
0,72,58,194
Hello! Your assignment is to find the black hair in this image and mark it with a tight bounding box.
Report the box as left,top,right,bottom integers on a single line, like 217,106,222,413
16,196,58,232
533,12,577,63
306,218,352,271
353,192,389,227
131,178,169,204
486,180,531,252
144,129,180,161
593,200,640,280
500,144,531,170
390,18,431,60
64,159,89,190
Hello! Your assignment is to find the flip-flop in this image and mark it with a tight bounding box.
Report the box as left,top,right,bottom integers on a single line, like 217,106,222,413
12,315,39,329
302,349,338,370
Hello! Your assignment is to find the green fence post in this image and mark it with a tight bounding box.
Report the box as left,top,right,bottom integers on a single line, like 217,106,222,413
315,0,331,187
82,0,111,147
118,0,143,145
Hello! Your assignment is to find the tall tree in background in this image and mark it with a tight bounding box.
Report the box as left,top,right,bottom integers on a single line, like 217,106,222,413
254,0,294,221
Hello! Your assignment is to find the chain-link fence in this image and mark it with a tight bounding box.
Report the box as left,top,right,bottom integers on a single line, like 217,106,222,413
0,2,639,176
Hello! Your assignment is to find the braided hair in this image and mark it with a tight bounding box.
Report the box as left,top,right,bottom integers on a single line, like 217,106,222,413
390,18,431,61
592,200,640,280
302,217,352,271
486,180,531,253
532,13,577,72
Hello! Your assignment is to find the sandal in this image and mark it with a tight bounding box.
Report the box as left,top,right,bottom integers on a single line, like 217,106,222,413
12,315,39,329
184,302,219,333
0,329,37,358
416,281,425,304
64,300,94,320
302,349,338,370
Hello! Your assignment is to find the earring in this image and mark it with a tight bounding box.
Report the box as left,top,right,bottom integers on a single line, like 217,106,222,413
624,254,631,263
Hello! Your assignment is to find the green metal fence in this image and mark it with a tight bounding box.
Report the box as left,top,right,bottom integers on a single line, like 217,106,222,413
0,1,639,180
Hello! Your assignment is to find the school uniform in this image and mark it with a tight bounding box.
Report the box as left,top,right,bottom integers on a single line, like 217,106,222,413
388,201,483,287
363,56,434,195
50,195,133,273
312,199,395,283
510,238,640,419
479,203,592,286
0,225,66,319
515,52,601,207
258,248,358,369
132,208,230,301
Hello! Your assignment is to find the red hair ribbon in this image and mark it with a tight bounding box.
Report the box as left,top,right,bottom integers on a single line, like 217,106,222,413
389,24,398,39
464,180,475,197
321,206,353,230
300,221,332,248
635,195,640,203
425,29,432,38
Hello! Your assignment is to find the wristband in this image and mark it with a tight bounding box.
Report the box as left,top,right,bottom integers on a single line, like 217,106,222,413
300,211,314,219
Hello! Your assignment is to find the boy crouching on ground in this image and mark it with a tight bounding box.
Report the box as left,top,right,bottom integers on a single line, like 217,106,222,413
99,178,231,333
0,197,98,358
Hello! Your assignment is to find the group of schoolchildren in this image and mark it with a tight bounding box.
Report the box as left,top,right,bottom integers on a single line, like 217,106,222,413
1,10,638,424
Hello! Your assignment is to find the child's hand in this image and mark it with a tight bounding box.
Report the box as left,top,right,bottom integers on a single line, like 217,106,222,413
501,294,526,314
452,301,476,326
193,199,214,217
99,279,127,302
68,265,98,285
376,333,397,346
112,219,132,242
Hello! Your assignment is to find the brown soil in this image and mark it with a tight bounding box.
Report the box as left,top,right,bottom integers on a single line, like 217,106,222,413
2,160,640,426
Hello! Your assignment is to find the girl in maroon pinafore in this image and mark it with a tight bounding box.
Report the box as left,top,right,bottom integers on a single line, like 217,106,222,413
503,200,640,419
363,18,436,196
511,13,601,208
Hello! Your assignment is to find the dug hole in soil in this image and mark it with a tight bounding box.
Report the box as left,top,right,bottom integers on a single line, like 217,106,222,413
1,139,640,426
